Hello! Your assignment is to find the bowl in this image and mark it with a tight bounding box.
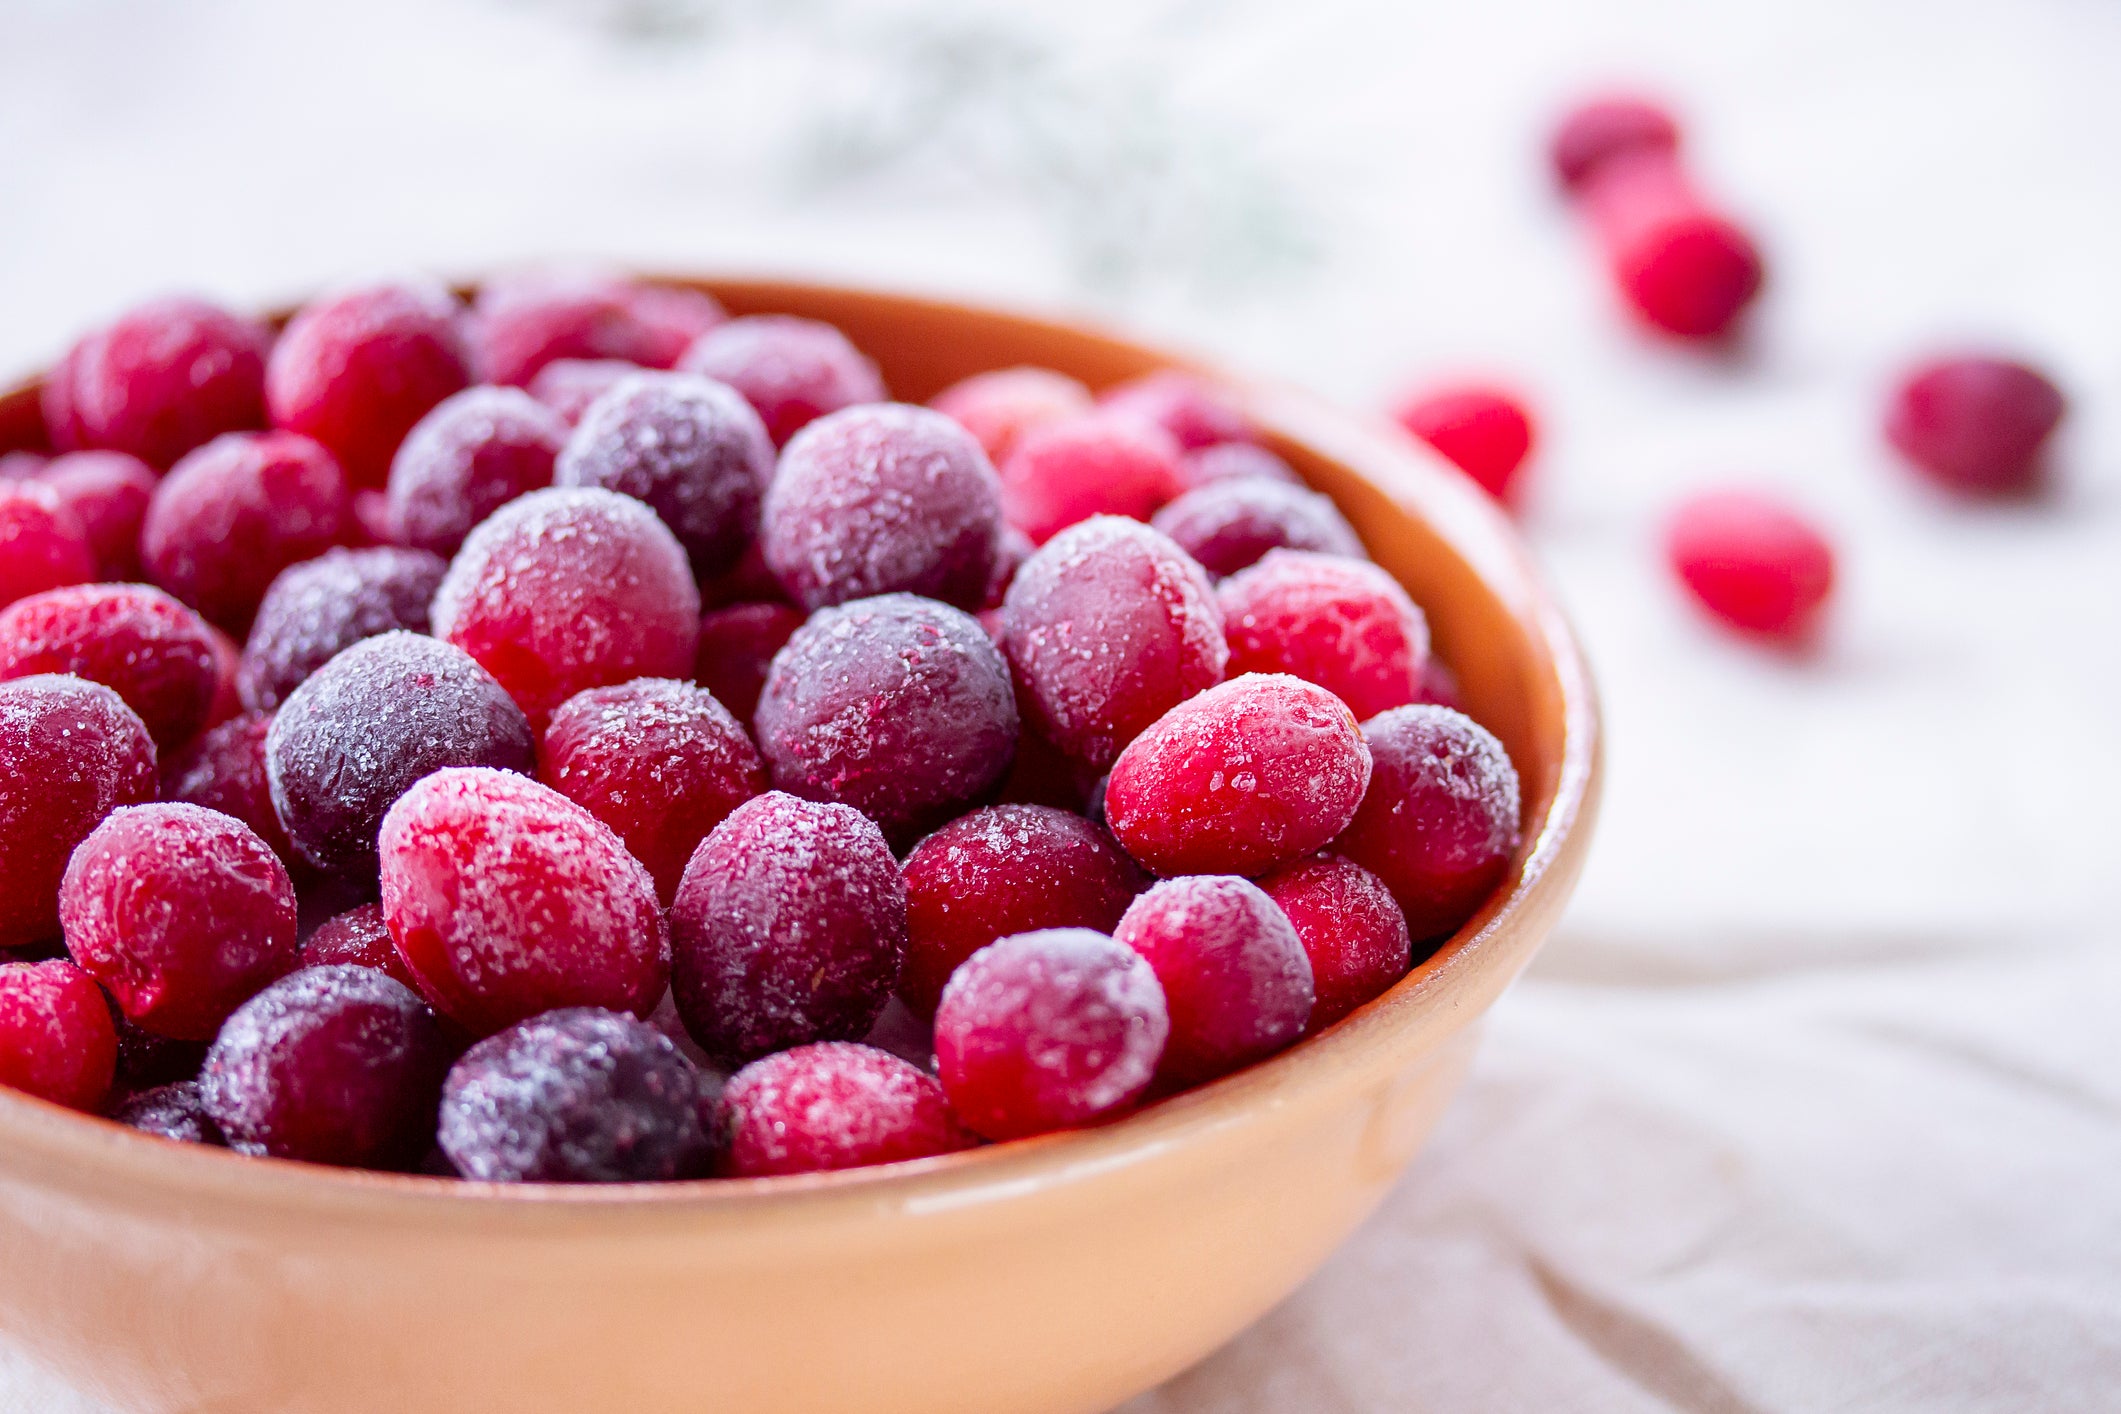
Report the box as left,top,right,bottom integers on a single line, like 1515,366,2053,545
0,278,1601,1414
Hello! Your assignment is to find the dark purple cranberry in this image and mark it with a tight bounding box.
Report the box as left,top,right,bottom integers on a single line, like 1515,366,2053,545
238,547,447,711
113,1080,223,1145
1149,477,1364,579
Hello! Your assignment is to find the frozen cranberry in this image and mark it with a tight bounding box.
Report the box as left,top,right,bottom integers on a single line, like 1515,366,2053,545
431,487,700,731
36,451,158,579
200,624,244,732
930,366,1094,466
541,678,766,904
528,358,641,426
1583,152,1763,340
1097,370,1253,451
471,270,725,387
934,928,1167,1140
266,281,473,488
160,711,298,867
1415,656,1465,713
861,997,936,1072
349,489,397,545
983,524,1034,610
385,385,565,557
1105,672,1371,878
42,296,270,467
1886,355,2066,497
1665,489,1835,643
555,371,773,577
0,452,47,481
1219,550,1430,720
698,539,790,610
438,1006,711,1182
1259,853,1412,1032
380,768,667,1037
1182,441,1302,489
1550,94,1682,193
1394,385,1537,505
717,1041,974,1177
994,719,1097,813
1149,478,1363,580
267,632,535,877
998,413,1188,546
0,676,157,951
237,547,445,712
623,283,728,362
114,1080,221,1144
670,792,905,1065
203,964,450,1168
109,996,210,1092
677,315,886,447
142,431,353,631
761,403,1005,612
0,584,220,749
0,482,96,610
1336,705,1522,940
692,601,804,724
1001,516,1227,773
61,802,298,1040
0,959,118,1111
298,903,417,989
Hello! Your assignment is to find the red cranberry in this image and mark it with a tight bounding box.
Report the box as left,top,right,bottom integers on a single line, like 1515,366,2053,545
1258,853,1412,1032
299,903,418,990
0,452,47,481
115,1080,222,1144
160,711,299,868
717,1041,975,1177
1150,478,1363,579
1885,355,2066,497
983,525,1034,610
622,283,728,363
386,385,565,557
0,482,96,610
1001,516,1227,773
1416,656,1465,713
1394,385,1537,505
471,270,725,386
431,487,700,731
930,366,1094,466
934,928,1167,1140
1583,152,1764,340
61,802,299,1040
1550,94,1682,193
692,601,804,724
42,296,270,467
1665,489,1835,643
1182,442,1302,490
237,547,445,711
541,678,767,905
1000,413,1188,545
1335,704,1522,940
1219,550,1431,720
36,451,158,579
1097,370,1253,451
527,358,642,426
142,431,353,631
0,959,118,1111
993,719,1098,814
669,792,906,1066
0,584,220,749
349,489,397,545
677,315,886,447
200,624,244,732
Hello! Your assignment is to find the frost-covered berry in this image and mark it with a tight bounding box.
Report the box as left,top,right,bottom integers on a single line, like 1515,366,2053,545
930,366,1092,466
999,413,1188,545
1150,478,1362,579
1549,94,1681,193
1393,385,1537,506
114,1080,221,1144
299,903,419,990
42,296,270,467
1183,442,1301,489
35,451,158,580
0,482,96,611
0,584,221,749
1218,551,1430,720
527,358,642,427
471,270,726,387
677,314,886,447
0,959,118,1111
385,386,565,557
160,711,298,868
1097,370,1253,451
1886,354,2066,497
239,547,446,711
692,601,804,725
1664,489,1836,643
717,1041,976,1177
1258,853,1412,1032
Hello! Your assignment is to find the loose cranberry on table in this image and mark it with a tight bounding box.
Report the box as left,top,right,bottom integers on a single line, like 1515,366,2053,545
0,959,119,1112
384,385,565,557
999,413,1189,546
160,711,299,868
1097,369,1254,451
934,928,1169,1141
1549,94,1682,193
238,547,447,711
677,314,887,447
1219,550,1431,720
299,903,419,990
1393,385,1537,506
528,358,643,427
692,601,805,724
1149,477,1363,579
114,1081,221,1145
929,366,1094,465
0,584,221,749
41,296,270,467
1578,151,1764,341
35,451,158,580
1258,853,1414,1033
1885,354,2066,498
1181,441,1302,490
716,1042,977,1178
470,270,725,387
0,481,96,611
1664,488,1836,644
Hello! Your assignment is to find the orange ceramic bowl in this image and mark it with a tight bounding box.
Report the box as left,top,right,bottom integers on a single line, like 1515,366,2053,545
0,279,1599,1414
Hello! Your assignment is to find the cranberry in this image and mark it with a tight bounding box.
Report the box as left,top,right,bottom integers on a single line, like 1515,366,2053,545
527,358,641,426
930,366,1094,466
298,903,418,990
541,678,767,904
717,1041,975,1177
1150,478,1363,580
622,284,728,363
1885,354,2066,497
993,719,1098,813
1258,854,1412,1032
669,791,905,1066
142,431,353,631
1582,152,1764,340
109,994,211,1092
1335,704,1522,940
267,632,536,878
761,403,1005,612
61,802,298,1040
1182,442,1302,490
1097,370,1253,451
698,539,790,610
0,676,157,951
677,315,886,447
0,959,118,1111
1665,489,1835,643
438,1006,712,1182
0,584,220,749
1394,385,1537,505
471,270,725,386
238,547,445,712
1219,550,1431,720
114,1080,220,1144
0,482,96,610
42,296,270,467
160,711,299,868
1549,94,1682,193
983,525,1034,609
200,624,244,732
380,768,668,1037
349,489,397,546
36,451,158,579
1000,516,1228,773
1000,413,1189,545
0,452,47,481
692,601,804,724
1416,656,1465,713
386,385,565,557
431,487,701,731
933,928,1168,1140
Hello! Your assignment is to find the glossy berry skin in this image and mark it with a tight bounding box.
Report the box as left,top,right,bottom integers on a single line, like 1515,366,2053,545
438,1007,712,1183
540,678,767,905
1182,442,1301,489
114,1080,221,1144
693,601,805,725
756,594,1018,845
142,431,353,631
761,404,1006,613
1885,355,2066,497
61,802,299,1041
0,959,118,1111
677,315,887,447
471,271,726,387
1218,550,1431,720
1665,490,1836,643
929,366,1093,466
298,903,419,990
1150,478,1362,579
385,386,565,557
0,584,220,749
1001,516,1228,774
1549,95,1681,193
35,451,158,580
0,482,96,611
716,1041,976,1177
431,487,701,731
1583,153,1763,341
265,282,473,488
1335,705,1522,941
202,964,451,1169
0,676,157,951
1394,386,1537,506
1259,853,1413,1033
1000,414,1189,546
1097,370,1253,451
41,296,270,467
528,358,642,427
670,792,906,1067
160,711,299,868
239,547,446,711
933,928,1168,1141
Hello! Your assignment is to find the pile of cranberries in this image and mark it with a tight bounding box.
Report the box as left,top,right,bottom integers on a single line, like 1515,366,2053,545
0,273,1525,1184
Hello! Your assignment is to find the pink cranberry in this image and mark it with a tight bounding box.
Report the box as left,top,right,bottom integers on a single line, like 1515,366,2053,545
900,804,1146,1020
527,358,641,426
0,959,118,1111
61,802,299,1040
1549,94,1682,193
386,385,565,557
380,768,669,1037
1335,704,1522,940
983,524,1034,610
1583,152,1764,340
1001,516,1228,773
115,1081,221,1144
1150,478,1363,579
677,315,886,447
622,283,729,363
1665,489,1835,643
42,296,270,467
541,678,767,905
1885,355,2066,497
1219,550,1431,720
1394,385,1537,505
1182,442,1302,490
693,601,804,724
0,452,47,481
299,903,418,990
669,792,906,1066
0,584,220,749
1097,370,1253,451
1416,656,1465,713
934,928,1168,1140
0,482,96,610
160,711,299,868
1258,854,1413,1032
471,270,725,386
349,489,397,546
238,547,445,711
930,366,1094,466
717,1041,976,1177
36,451,158,579
999,413,1189,546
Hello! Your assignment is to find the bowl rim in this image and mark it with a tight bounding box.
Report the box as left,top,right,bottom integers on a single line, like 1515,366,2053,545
0,275,1601,1226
